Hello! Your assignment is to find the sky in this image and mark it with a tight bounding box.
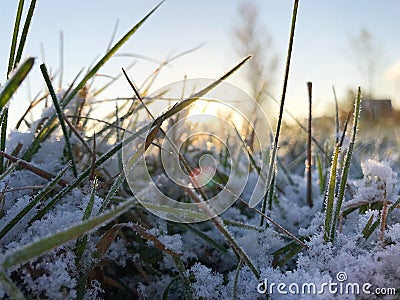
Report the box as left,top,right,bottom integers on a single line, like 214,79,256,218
2,0,400,127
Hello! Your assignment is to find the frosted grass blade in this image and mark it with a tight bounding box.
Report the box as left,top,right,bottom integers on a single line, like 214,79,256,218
0,57,34,110
330,87,362,241
2,198,136,269
40,63,77,176
262,0,299,216
324,143,340,243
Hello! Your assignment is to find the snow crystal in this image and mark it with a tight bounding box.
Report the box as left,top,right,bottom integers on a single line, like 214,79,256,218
190,263,228,299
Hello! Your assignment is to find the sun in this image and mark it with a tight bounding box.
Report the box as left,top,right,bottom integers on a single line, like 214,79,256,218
187,100,223,117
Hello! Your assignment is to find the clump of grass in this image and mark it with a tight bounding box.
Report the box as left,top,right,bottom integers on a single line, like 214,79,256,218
1,0,400,299
323,87,362,243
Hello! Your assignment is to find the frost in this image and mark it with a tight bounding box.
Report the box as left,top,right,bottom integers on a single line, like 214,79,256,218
353,159,397,204
146,228,183,253
84,280,104,300
190,263,228,299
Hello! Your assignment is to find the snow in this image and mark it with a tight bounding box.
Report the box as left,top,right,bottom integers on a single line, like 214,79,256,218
0,103,399,299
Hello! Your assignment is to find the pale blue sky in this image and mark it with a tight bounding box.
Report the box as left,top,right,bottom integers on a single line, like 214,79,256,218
2,1,400,126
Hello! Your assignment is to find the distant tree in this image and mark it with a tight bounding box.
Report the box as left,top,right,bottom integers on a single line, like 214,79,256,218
348,28,382,97
231,1,278,104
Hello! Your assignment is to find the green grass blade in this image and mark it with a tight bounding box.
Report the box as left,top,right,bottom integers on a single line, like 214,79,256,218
324,143,340,243
0,269,26,300
0,162,71,240
0,57,34,110
2,198,136,269
13,0,37,69
174,223,228,254
306,82,313,207
22,68,85,161
7,0,25,77
75,179,97,262
162,277,178,300
262,0,299,215
0,108,8,174
232,260,243,300
363,196,400,240
316,152,326,194
330,87,362,241
272,240,304,268
172,256,194,300
98,172,125,214
40,63,78,176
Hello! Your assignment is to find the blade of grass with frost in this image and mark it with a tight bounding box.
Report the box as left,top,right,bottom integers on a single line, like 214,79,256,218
184,188,261,279
7,0,25,76
1,198,136,270
98,172,125,214
0,163,17,182
0,108,8,174
316,153,326,194
173,256,194,300
212,180,307,248
40,63,77,177
306,82,313,207
330,87,362,241
232,260,244,300
137,201,209,220
0,270,26,300
261,0,299,213
272,239,305,268
13,0,37,69
324,143,340,243
22,2,163,161
0,162,71,240
0,57,34,110
28,125,147,223
162,277,178,300
361,214,375,238
174,223,228,254
232,123,263,178
223,220,264,232
267,174,275,211
75,178,97,263
363,196,400,240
